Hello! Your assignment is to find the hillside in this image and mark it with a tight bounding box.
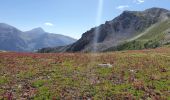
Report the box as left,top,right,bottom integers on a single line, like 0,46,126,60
38,7,170,53
0,24,76,52
105,19,170,51
0,47,170,99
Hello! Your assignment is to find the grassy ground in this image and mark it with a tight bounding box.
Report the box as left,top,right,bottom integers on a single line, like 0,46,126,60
0,47,170,100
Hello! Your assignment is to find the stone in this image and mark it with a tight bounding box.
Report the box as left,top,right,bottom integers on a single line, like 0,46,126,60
98,63,112,68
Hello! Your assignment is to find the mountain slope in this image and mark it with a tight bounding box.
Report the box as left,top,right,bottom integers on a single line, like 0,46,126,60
0,24,76,52
38,7,170,53
0,23,28,51
105,19,170,51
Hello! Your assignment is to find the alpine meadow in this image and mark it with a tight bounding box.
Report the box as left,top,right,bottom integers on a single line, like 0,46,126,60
0,0,170,100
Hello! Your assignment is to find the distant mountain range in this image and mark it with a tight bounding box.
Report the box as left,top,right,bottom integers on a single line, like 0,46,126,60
0,23,76,52
38,7,170,53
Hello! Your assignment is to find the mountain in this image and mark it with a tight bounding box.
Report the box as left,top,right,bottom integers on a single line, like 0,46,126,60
105,18,170,51
38,7,170,53
0,23,28,51
0,24,76,52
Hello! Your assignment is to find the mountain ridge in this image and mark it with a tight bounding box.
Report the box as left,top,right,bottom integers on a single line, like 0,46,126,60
0,23,77,52
38,7,170,53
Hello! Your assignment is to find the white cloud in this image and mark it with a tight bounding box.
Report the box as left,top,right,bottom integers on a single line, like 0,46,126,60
44,22,54,26
134,0,145,4
116,5,129,10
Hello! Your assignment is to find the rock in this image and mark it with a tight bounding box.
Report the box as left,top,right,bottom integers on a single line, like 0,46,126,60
18,84,22,89
98,63,112,68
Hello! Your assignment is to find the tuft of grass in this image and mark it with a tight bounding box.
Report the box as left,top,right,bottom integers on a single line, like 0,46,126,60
31,80,47,88
0,76,9,85
34,86,52,100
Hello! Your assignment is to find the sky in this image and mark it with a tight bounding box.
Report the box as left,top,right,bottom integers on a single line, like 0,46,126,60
0,0,169,39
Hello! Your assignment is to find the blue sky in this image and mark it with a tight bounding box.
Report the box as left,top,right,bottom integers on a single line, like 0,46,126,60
0,0,169,39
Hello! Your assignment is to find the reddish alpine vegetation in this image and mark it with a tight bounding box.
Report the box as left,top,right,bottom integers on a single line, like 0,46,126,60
0,47,170,99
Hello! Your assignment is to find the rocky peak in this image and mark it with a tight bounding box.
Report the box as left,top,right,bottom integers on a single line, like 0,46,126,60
0,23,17,30
144,7,169,13
0,23,22,34
143,7,170,19
27,27,45,34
